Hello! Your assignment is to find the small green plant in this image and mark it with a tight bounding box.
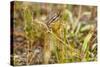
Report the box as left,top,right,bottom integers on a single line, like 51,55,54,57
12,1,97,65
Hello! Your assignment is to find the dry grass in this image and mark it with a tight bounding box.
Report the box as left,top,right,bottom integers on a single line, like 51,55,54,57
11,1,97,66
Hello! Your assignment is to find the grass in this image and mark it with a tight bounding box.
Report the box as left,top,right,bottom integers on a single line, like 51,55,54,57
12,1,97,65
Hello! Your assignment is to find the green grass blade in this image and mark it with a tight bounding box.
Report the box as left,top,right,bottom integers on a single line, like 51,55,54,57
82,32,93,53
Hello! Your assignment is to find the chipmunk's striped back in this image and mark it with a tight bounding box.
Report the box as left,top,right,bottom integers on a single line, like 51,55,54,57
45,10,61,27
